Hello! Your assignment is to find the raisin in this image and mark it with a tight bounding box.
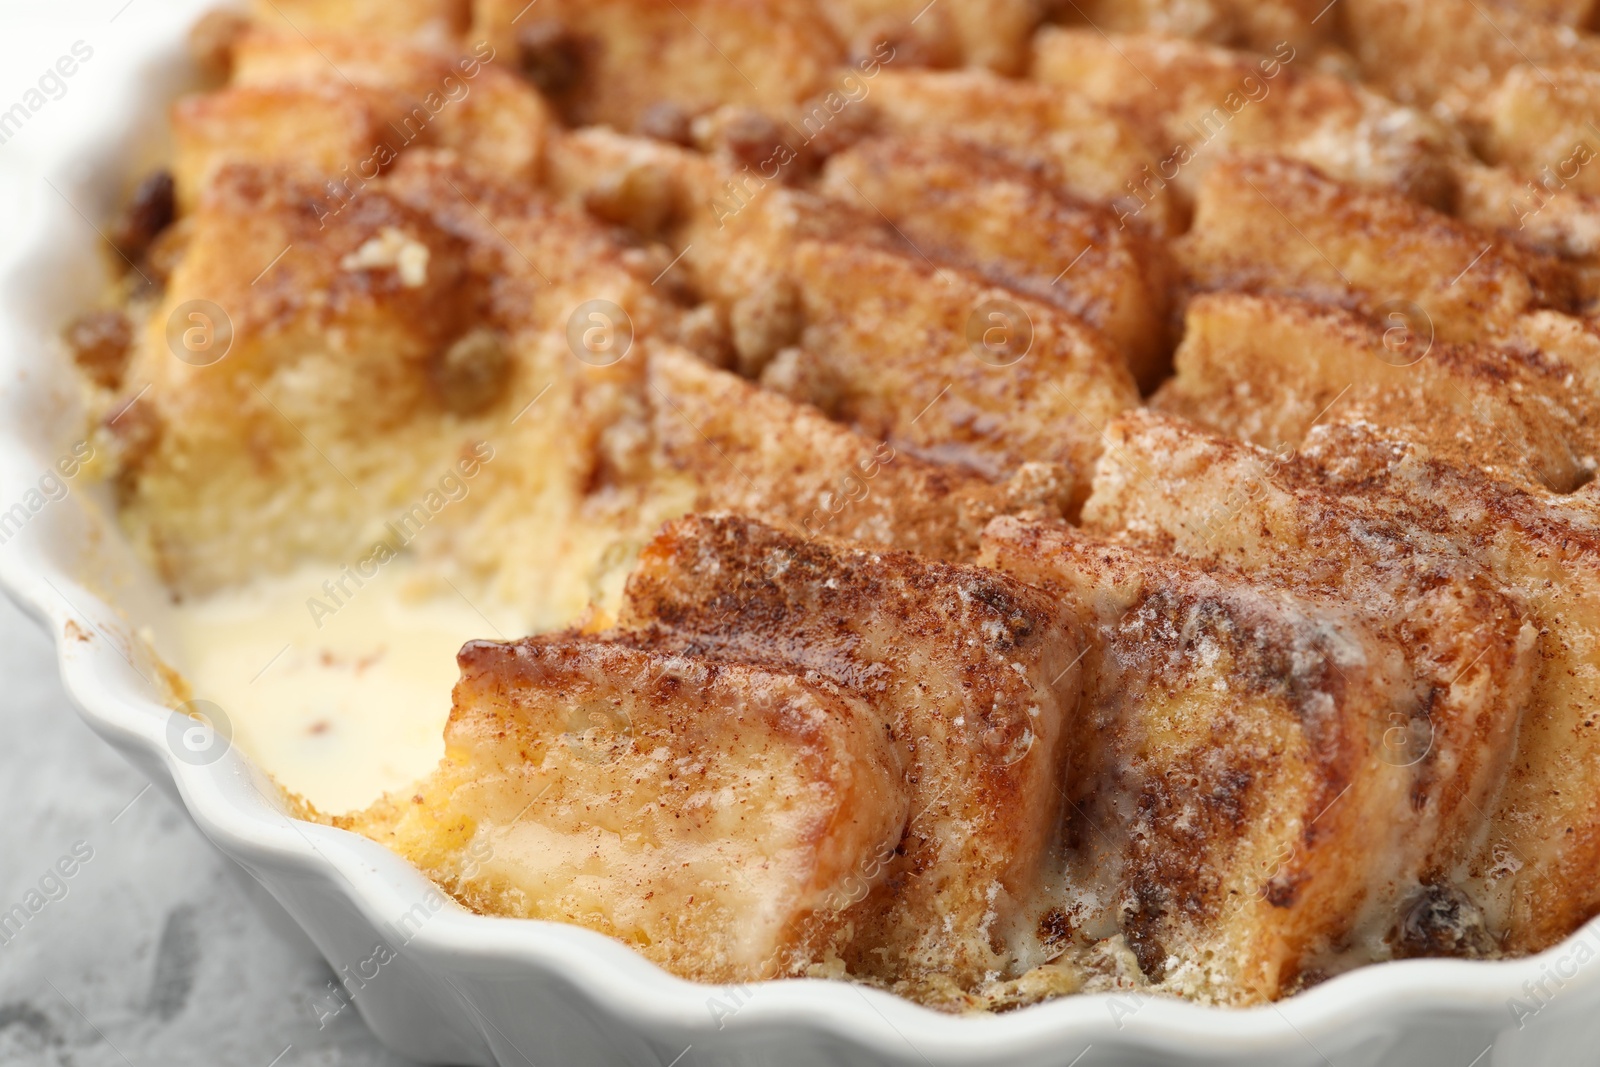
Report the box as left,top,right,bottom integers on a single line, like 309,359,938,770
111,170,176,264
793,90,876,159
1392,884,1496,959
849,18,954,70
431,329,509,416
516,20,585,98
717,110,791,172
65,310,133,389
635,101,694,147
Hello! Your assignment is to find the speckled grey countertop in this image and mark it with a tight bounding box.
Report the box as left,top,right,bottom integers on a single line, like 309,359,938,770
0,591,422,1067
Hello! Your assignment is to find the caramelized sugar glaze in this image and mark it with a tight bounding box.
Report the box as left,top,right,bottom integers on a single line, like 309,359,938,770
68,0,1600,1011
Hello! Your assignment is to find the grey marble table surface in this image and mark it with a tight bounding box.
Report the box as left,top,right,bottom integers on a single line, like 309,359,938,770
0,590,422,1067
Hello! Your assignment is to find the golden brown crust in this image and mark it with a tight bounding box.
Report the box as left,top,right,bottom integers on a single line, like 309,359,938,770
176,29,550,209
112,151,681,595
612,513,1085,999
1153,292,1600,493
171,85,387,213
472,0,845,129
1344,0,1600,117
1060,0,1336,53
648,346,1060,561
115,161,481,587
1295,422,1600,953
1031,29,1462,210
1080,412,1540,899
818,134,1177,390
344,637,908,982
1074,408,1600,957
782,237,1140,488
1177,155,1579,341
543,126,1142,490
814,0,1044,73
980,517,1435,1002
863,68,1181,234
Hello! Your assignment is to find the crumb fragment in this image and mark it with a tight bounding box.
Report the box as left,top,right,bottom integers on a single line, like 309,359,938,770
340,227,430,287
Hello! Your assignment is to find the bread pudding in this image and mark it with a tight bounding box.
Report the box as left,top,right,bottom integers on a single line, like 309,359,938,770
66,0,1600,1013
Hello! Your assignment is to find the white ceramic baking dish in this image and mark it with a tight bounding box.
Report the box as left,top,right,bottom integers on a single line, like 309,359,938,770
3,4,1599,1064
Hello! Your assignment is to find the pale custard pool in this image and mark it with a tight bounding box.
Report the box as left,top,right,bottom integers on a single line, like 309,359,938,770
166,561,537,813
